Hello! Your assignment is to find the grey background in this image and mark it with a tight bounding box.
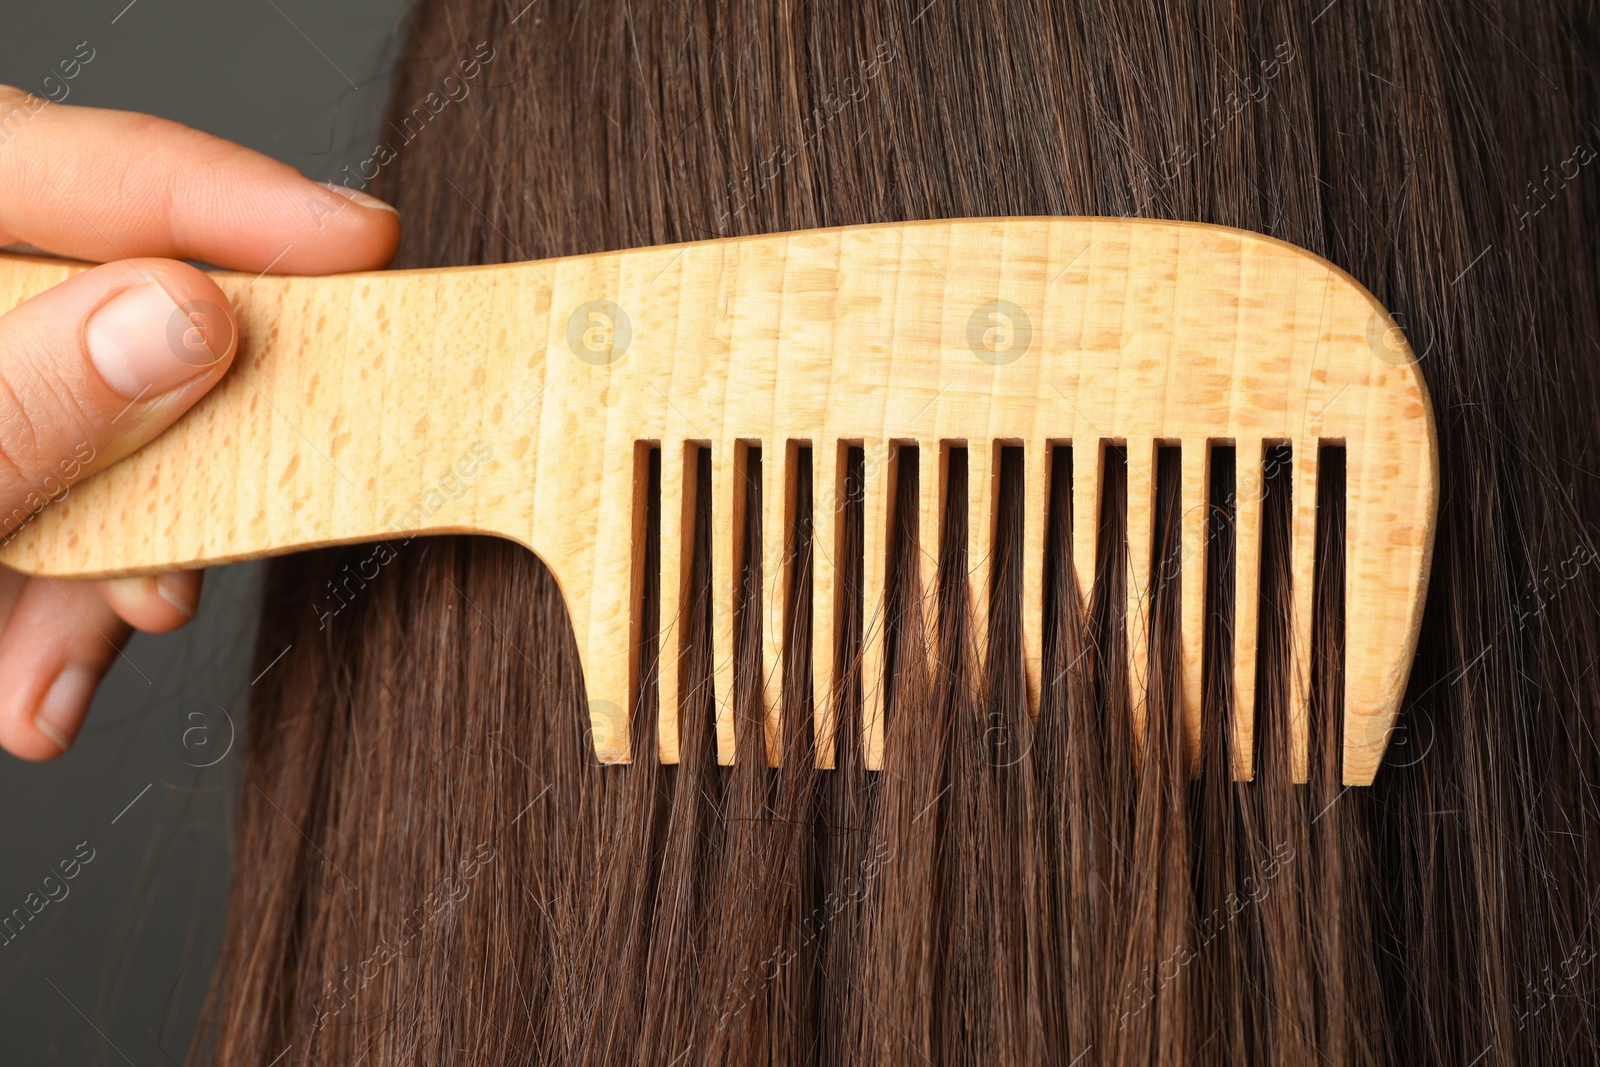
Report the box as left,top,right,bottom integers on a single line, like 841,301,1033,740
0,2,412,1061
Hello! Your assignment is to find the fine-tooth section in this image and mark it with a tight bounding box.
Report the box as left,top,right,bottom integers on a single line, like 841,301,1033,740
1021,443,1048,715
657,441,695,765
710,442,747,765
968,443,996,662
760,441,792,766
1231,439,1264,780
812,442,841,769
1125,441,1155,753
860,440,894,771
1072,443,1102,615
1289,441,1319,783
1180,440,1209,773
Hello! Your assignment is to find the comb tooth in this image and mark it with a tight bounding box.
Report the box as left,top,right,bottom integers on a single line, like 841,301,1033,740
967,442,995,658
860,440,894,771
812,443,841,769
760,441,791,767
710,443,746,765
917,443,944,631
1021,443,1048,713
1179,441,1209,774
581,447,639,764
1072,442,1102,613
657,442,694,765
1343,442,1431,786
1231,439,1264,780
1289,441,1319,784
1126,442,1155,753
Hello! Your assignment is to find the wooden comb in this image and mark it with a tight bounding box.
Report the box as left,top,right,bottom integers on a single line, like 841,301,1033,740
0,218,1435,785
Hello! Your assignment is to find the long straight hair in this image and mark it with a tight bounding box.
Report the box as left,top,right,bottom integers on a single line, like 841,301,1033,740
199,1,1600,1063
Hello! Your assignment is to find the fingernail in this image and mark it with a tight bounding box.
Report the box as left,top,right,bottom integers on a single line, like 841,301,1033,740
155,574,196,619
87,282,221,400
319,181,399,215
34,665,97,752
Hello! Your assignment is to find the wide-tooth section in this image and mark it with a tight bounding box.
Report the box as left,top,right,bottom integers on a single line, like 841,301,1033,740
760,443,792,766
860,441,895,770
639,434,1318,783
1179,442,1209,773
812,444,842,768
657,442,696,765
1289,442,1319,783
1125,442,1155,754
1021,445,1048,714
1231,439,1264,780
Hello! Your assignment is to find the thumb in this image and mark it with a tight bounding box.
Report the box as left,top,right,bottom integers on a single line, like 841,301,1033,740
0,258,235,540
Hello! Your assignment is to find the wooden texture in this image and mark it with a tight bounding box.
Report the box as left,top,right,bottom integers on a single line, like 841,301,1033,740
0,218,1437,785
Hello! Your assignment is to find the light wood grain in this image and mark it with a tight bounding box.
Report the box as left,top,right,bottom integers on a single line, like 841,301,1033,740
0,218,1437,785
860,439,894,771
1229,441,1264,778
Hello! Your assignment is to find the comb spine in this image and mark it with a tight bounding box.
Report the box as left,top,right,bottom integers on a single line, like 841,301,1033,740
1231,439,1263,780
1180,441,1209,774
1289,440,1319,783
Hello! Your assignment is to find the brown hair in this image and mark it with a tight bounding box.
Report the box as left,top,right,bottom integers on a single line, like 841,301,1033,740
198,1,1600,1063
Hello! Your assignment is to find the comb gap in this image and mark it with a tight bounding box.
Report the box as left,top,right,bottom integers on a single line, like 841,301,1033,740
624,441,659,761
1253,443,1295,778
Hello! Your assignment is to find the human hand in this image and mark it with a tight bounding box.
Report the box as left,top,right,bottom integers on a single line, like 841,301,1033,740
0,85,400,760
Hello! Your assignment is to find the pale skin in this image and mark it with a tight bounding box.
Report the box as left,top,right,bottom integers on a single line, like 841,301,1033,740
0,85,400,761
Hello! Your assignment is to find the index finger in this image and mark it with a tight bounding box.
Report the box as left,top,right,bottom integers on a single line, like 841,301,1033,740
0,84,400,274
